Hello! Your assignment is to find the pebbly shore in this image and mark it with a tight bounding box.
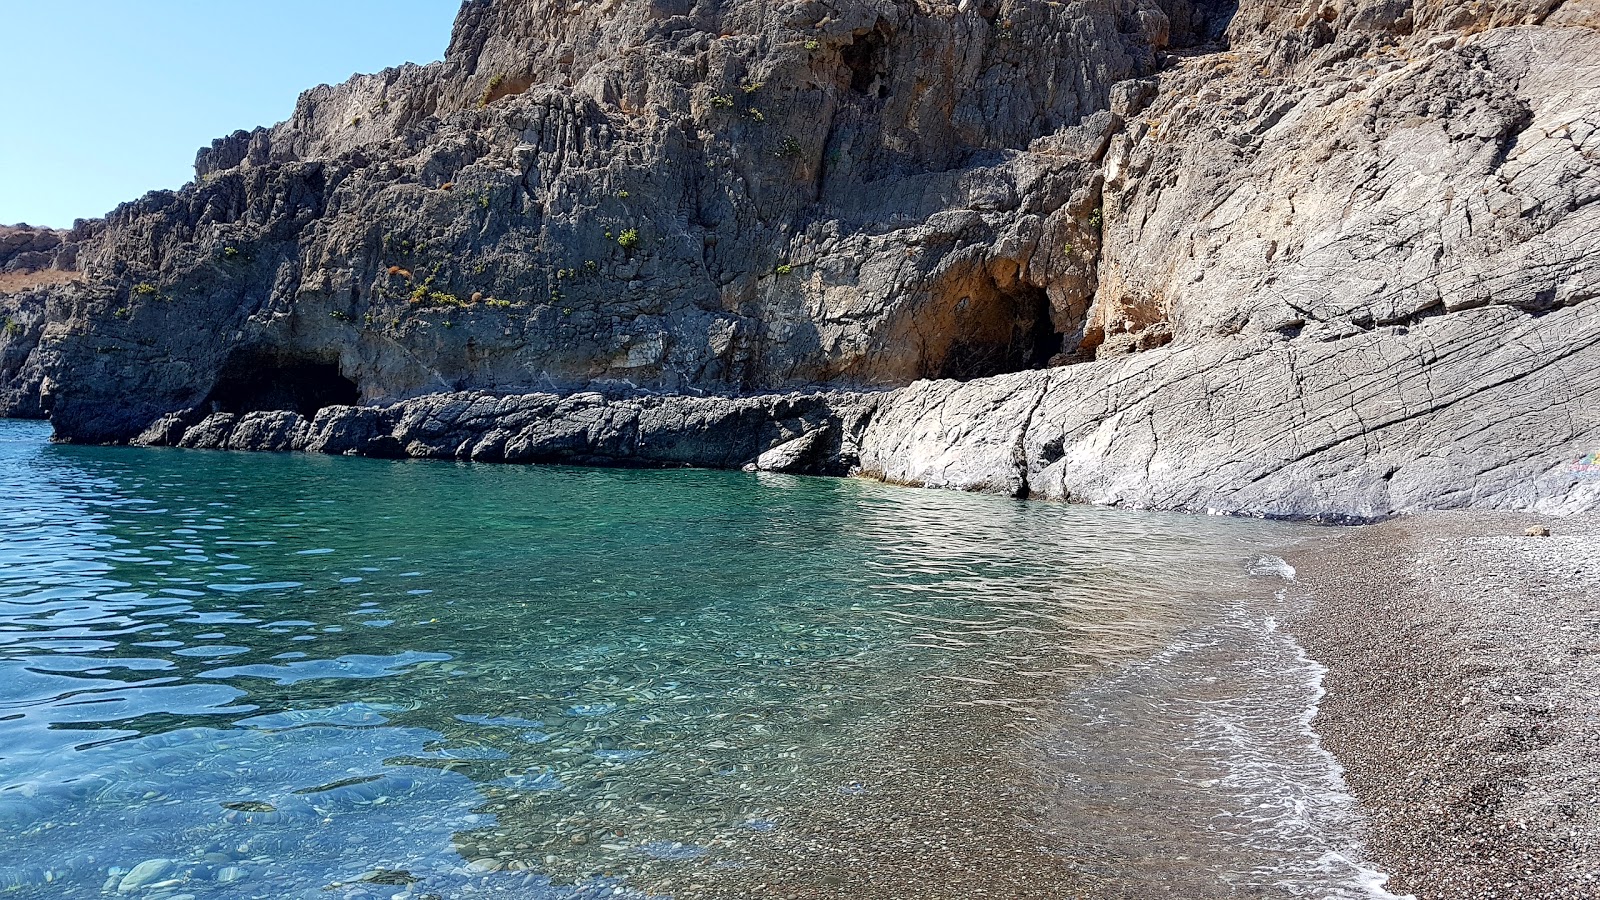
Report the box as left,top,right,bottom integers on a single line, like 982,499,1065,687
1289,512,1600,899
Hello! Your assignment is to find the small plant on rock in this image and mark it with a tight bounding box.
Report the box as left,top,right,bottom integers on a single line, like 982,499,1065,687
617,228,640,250
480,74,505,107
776,264,793,276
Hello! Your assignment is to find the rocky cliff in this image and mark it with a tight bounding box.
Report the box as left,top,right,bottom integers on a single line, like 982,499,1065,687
2,0,1596,519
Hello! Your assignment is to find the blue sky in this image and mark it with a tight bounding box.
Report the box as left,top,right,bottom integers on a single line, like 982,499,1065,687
1,1,462,229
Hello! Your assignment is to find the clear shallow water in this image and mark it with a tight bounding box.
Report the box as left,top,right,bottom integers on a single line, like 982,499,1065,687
0,419,1392,898
1037,565,1407,899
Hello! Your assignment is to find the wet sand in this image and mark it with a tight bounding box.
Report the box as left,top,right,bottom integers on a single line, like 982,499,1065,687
1289,512,1600,899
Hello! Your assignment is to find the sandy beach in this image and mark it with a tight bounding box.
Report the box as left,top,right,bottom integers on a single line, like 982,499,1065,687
1289,512,1600,899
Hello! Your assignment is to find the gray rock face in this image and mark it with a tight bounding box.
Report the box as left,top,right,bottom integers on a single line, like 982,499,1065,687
861,303,1600,520
141,389,877,478
27,0,1173,441
4,0,1598,520
144,296,1598,521
0,225,77,274
1091,13,1600,359
754,425,834,474
0,288,52,419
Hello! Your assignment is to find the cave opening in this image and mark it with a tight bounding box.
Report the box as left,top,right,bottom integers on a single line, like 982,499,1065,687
925,285,1063,382
1170,0,1240,48
842,27,887,96
205,349,359,419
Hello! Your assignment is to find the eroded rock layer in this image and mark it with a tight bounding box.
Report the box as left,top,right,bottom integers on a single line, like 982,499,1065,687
3,0,1597,518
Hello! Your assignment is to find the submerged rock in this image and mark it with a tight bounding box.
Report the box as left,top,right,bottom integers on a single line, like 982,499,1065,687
116,858,175,894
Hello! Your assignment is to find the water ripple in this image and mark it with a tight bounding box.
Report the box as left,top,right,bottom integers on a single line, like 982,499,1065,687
0,417,1344,898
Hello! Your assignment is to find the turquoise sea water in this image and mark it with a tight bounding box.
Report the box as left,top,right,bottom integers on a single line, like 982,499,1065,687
0,419,1396,898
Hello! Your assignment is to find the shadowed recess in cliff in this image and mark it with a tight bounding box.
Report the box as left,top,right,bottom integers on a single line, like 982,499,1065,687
1160,0,1241,48
205,349,358,418
912,279,1061,383
842,23,890,98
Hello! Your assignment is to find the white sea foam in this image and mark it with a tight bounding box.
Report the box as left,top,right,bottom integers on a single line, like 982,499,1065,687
1038,600,1413,899
1250,554,1298,581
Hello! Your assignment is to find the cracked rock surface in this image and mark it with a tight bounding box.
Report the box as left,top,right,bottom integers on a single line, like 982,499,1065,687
1,0,1597,519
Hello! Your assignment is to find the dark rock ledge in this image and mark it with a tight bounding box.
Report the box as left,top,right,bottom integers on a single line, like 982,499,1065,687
132,390,879,477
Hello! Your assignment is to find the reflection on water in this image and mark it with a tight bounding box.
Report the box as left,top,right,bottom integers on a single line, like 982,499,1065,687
0,419,1375,898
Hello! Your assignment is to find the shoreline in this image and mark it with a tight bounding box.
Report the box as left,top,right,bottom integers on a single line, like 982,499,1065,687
1289,512,1600,899
15,413,1593,529
13,415,1600,894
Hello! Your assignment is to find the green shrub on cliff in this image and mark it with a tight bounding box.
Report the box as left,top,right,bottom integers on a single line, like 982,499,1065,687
407,277,466,307
617,228,640,250
424,291,465,307
480,74,505,107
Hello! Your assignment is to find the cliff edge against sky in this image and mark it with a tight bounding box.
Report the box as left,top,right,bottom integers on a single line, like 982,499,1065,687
2,0,1596,519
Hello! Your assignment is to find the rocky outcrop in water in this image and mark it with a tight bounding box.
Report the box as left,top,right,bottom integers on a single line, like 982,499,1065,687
3,0,1598,518
134,388,876,475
